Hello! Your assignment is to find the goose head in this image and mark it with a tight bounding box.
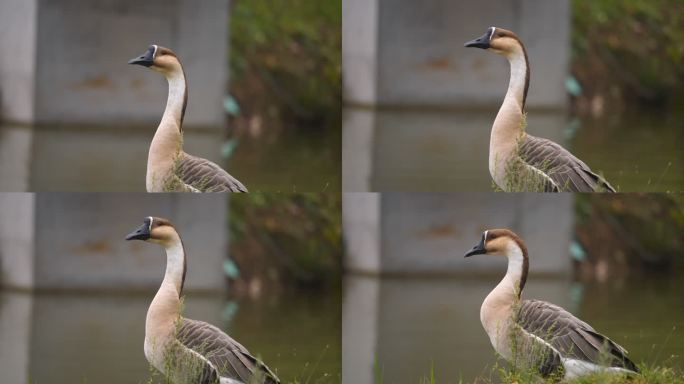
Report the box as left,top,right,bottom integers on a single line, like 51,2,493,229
464,228,527,258
464,27,524,57
128,45,182,75
125,216,180,246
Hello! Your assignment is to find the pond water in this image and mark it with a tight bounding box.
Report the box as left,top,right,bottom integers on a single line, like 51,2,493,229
343,107,684,192
0,289,340,384
343,275,684,383
0,123,340,192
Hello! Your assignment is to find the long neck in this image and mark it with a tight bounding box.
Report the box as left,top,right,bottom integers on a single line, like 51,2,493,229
148,67,187,165
483,243,529,312
490,43,530,151
161,66,188,130
161,234,187,296
146,234,187,337
505,42,529,112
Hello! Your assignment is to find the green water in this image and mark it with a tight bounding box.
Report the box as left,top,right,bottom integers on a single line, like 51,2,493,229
344,275,684,383
343,107,683,192
572,111,684,192
230,126,341,192
0,289,340,384
0,123,340,192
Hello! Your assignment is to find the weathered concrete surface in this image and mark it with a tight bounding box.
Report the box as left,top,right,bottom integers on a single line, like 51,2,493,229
343,0,570,109
343,193,573,275
0,0,229,126
0,194,227,292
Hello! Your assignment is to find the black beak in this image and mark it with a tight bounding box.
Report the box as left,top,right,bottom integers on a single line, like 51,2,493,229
464,30,492,49
128,45,155,67
464,234,487,257
125,222,150,241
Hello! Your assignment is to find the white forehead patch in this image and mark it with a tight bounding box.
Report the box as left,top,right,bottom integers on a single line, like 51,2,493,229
152,45,158,58
148,216,154,231
489,27,496,41
483,230,489,241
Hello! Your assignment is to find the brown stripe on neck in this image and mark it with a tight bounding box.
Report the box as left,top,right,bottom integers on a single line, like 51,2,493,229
522,45,530,110
179,240,187,297
508,233,529,296
180,68,188,131
509,34,530,110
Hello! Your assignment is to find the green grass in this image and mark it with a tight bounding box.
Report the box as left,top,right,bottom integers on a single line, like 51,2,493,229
371,361,684,384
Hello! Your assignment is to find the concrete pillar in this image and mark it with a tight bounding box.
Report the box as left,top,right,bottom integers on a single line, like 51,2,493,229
0,0,229,127
0,125,32,191
343,0,570,109
342,193,382,273
0,193,227,292
343,193,573,276
0,193,36,288
0,292,32,384
342,109,376,192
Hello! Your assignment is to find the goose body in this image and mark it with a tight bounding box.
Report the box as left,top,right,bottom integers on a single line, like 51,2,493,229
126,217,278,384
465,27,615,192
464,229,638,380
129,45,247,193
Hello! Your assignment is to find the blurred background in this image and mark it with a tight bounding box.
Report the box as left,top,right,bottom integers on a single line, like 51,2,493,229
0,0,341,192
343,0,684,192
342,193,684,383
0,193,342,383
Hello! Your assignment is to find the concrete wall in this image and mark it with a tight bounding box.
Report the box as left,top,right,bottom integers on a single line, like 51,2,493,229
0,0,229,126
0,193,228,292
343,0,570,109
343,193,573,276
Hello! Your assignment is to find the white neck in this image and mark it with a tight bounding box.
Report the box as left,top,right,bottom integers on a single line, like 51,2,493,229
146,65,186,191
162,233,186,295
489,243,525,302
489,44,529,186
504,45,528,110
145,233,185,341
480,242,527,341
503,242,525,292
161,67,187,128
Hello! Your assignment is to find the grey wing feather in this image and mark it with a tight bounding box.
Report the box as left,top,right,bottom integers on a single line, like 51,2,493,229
177,318,280,384
518,135,616,192
517,300,638,372
176,153,248,193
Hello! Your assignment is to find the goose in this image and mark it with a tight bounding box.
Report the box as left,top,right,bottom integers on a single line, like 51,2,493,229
464,229,638,380
125,216,278,384
129,45,248,193
464,27,615,192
